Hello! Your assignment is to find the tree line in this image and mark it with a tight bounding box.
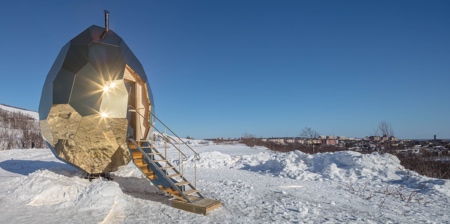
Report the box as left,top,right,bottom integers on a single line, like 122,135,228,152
0,108,46,150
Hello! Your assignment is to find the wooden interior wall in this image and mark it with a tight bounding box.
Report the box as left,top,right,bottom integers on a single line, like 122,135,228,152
124,66,151,140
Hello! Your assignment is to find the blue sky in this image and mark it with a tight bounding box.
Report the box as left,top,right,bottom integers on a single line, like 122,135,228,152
0,1,449,139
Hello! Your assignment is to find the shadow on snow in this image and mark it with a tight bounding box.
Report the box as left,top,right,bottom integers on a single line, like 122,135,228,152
0,159,77,176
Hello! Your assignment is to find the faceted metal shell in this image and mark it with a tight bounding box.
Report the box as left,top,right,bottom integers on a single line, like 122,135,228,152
39,25,154,174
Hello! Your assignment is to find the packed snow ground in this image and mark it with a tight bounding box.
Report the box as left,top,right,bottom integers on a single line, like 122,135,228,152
1,142,450,223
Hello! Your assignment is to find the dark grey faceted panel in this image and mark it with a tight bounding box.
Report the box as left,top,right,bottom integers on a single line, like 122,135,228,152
120,41,148,83
39,82,56,121
39,42,71,120
88,25,121,46
146,83,155,111
87,25,104,43
88,42,126,81
62,44,89,74
70,27,94,46
120,41,154,107
69,63,103,116
53,69,76,104
98,31,122,47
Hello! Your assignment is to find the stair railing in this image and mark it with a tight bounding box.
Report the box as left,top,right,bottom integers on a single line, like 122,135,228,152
128,106,200,188
127,138,194,203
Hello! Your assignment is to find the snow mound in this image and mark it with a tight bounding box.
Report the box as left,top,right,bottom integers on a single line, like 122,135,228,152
12,169,127,212
309,151,403,182
186,151,238,168
152,133,212,147
13,170,87,206
186,150,404,182
73,180,127,213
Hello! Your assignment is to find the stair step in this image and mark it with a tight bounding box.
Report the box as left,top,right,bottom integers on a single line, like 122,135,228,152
160,186,181,196
161,166,175,170
129,146,150,150
183,189,199,196
155,159,168,163
142,168,153,174
175,181,190,186
147,152,162,156
135,160,146,165
167,173,182,178
136,163,148,169
132,152,143,158
137,139,150,142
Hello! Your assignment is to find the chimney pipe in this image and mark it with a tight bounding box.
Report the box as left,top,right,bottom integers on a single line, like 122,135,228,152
104,10,109,32
100,10,110,39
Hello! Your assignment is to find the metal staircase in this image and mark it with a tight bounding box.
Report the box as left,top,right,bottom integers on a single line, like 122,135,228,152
126,110,221,215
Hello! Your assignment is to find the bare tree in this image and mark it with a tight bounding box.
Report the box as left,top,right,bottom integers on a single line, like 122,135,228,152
378,121,395,138
242,133,256,139
300,127,320,139
376,121,395,150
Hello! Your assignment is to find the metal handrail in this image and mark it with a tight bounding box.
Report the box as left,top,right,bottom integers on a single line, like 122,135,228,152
152,125,189,160
149,110,201,159
128,105,200,188
129,106,189,160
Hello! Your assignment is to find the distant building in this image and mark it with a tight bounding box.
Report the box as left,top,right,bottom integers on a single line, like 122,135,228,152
296,138,305,144
389,136,398,142
323,136,337,146
285,138,296,144
269,138,285,144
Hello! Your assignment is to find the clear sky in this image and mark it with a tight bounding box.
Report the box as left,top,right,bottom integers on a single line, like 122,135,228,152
0,1,449,140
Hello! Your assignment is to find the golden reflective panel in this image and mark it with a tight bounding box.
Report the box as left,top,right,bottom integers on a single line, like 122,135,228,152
71,115,129,173
43,104,131,174
46,104,82,145
39,25,154,174
100,79,128,118
39,120,54,145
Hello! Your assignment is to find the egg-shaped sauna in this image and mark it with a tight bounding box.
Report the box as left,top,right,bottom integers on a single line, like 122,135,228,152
38,12,221,215
38,14,154,175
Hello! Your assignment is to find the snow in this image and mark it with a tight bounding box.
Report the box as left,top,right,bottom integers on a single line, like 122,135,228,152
0,104,39,120
1,143,450,223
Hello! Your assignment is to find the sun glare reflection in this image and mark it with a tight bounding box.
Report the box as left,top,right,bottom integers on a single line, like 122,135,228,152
103,81,117,93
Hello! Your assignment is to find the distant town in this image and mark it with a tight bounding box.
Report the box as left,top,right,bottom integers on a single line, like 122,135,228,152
210,135,450,154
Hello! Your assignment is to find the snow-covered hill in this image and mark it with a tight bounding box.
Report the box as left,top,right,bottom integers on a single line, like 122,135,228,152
0,104,39,120
0,104,45,149
0,143,449,223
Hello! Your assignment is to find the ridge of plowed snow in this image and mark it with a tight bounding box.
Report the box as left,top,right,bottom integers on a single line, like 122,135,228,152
185,149,450,197
187,150,402,181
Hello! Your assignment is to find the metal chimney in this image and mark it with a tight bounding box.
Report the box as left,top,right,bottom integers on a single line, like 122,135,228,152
104,10,109,31
100,10,110,39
